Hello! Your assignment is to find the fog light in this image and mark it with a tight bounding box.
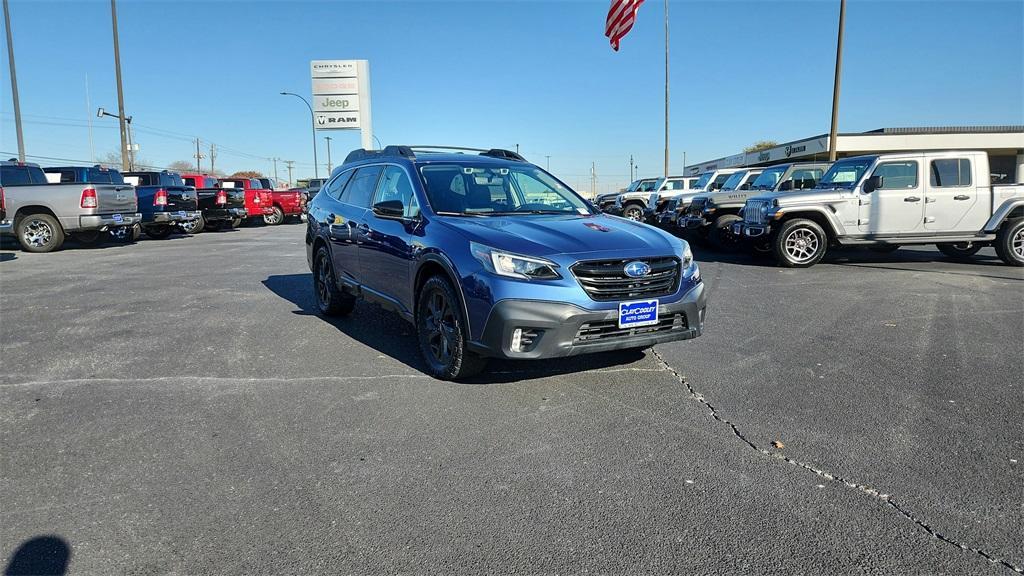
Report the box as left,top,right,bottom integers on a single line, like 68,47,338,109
511,328,523,352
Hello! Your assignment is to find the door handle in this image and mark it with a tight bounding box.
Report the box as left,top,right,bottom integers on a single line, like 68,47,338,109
953,195,971,201
904,196,921,202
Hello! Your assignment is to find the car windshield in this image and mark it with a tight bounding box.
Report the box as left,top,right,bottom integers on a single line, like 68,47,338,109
625,179,642,192
419,163,593,216
636,179,657,192
719,170,748,192
693,172,714,190
750,166,787,190
815,158,875,189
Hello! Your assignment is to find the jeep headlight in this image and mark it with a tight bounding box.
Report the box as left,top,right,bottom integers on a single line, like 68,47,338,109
760,204,770,215
470,242,560,280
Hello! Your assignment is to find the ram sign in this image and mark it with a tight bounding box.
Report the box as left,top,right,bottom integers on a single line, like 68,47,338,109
310,59,373,147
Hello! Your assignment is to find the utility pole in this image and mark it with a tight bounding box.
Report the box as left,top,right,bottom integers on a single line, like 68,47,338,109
126,122,136,170
516,144,520,155
828,0,846,162
682,151,687,175
209,143,217,174
629,155,635,182
272,157,279,182
3,0,25,162
194,138,204,172
324,136,333,173
284,160,295,187
663,0,670,179
545,155,550,171
590,162,597,196
110,0,130,172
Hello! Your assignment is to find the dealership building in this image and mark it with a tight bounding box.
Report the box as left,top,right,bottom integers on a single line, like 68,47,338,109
684,126,1024,183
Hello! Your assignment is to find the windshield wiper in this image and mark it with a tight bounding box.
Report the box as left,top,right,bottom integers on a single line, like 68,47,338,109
435,211,487,217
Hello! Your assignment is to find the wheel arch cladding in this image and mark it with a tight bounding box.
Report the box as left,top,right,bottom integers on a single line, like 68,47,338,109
414,256,469,325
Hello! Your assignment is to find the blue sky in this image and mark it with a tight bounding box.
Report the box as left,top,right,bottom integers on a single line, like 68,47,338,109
2,0,1021,190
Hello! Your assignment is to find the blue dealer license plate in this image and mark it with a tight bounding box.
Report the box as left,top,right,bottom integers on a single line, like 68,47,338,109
112,214,123,223
618,299,659,329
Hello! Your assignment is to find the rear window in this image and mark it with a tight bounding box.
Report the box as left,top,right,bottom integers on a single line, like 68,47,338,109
930,159,971,187
1,165,48,186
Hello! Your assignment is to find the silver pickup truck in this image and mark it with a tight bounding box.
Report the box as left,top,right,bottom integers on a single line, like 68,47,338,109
733,151,1024,267
0,161,141,253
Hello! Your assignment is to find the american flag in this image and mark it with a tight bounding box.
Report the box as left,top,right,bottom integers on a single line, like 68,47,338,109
605,0,645,51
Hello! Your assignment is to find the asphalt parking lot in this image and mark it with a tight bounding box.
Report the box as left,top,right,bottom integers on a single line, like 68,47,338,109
1,224,1022,575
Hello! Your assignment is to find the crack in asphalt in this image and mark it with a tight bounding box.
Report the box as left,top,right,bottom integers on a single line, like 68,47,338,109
650,349,1023,574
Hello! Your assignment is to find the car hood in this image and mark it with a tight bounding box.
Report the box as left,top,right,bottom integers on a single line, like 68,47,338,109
747,188,847,205
438,213,680,257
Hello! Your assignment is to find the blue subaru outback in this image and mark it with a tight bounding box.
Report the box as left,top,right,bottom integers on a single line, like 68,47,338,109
305,146,706,380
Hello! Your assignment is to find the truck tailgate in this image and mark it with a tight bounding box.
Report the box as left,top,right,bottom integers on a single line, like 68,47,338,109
95,184,138,213
163,186,198,212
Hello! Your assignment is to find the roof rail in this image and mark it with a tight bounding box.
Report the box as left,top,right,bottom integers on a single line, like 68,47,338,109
343,145,527,165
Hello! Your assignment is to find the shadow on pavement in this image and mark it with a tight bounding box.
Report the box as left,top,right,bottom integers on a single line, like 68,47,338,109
262,273,650,383
0,252,15,262
4,535,70,576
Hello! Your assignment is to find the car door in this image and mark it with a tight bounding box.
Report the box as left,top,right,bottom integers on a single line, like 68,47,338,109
924,156,986,232
359,165,420,311
859,158,924,235
333,165,383,286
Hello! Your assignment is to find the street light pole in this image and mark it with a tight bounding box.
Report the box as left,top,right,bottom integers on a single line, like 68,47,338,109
828,0,846,162
3,0,25,162
280,92,319,180
324,136,333,173
110,0,130,172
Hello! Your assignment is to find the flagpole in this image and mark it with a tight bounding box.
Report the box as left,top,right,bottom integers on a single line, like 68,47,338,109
828,0,846,162
663,0,670,178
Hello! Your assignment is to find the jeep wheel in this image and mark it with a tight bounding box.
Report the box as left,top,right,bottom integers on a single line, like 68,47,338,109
180,217,204,235
313,247,355,316
16,213,64,253
774,218,827,268
994,218,1024,267
416,276,486,381
622,203,645,222
937,242,982,260
264,206,284,226
710,214,742,251
144,225,173,240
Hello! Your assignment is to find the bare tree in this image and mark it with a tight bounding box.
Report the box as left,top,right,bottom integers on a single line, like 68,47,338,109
228,170,264,178
167,160,194,173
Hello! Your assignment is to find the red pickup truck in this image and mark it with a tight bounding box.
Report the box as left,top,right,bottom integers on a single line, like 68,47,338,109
218,178,273,224
257,177,302,225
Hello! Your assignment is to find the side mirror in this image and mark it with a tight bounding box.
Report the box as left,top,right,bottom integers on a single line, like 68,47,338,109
863,175,883,193
373,199,405,218
778,180,793,191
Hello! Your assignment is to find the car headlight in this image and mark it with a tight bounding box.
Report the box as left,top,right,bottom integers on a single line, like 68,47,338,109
760,204,770,215
682,244,693,268
470,242,560,280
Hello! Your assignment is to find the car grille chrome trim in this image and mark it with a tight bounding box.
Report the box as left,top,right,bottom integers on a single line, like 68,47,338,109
744,200,769,225
574,313,688,344
687,197,707,216
571,256,681,302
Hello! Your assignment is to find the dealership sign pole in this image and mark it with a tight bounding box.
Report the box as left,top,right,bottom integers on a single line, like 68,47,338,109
310,60,374,150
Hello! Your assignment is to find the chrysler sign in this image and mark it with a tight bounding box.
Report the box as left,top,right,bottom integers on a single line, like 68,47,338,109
310,59,372,144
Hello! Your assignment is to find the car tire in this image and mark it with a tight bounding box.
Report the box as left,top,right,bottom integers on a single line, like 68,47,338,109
937,242,982,260
109,224,139,244
994,218,1024,267
773,218,827,268
231,218,243,228
622,203,645,222
416,275,486,381
313,247,355,316
264,206,284,226
180,216,205,235
16,213,64,253
710,214,742,251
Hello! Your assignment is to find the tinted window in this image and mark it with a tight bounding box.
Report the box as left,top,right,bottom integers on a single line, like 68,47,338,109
374,166,418,217
164,173,184,187
340,165,383,208
710,173,732,189
324,170,355,200
1,165,46,185
818,158,874,188
873,161,918,189
930,159,971,187
789,168,823,190
664,179,686,190
183,176,197,186
637,180,657,192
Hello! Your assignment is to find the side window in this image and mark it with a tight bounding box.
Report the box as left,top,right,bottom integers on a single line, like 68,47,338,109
790,169,823,190
665,180,685,190
930,159,971,187
183,177,196,187
340,165,383,208
873,161,918,189
60,170,76,183
324,170,355,200
373,166,416,209
710,173,731,190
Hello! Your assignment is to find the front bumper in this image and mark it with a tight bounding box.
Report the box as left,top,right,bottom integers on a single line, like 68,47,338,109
79,212,142,229
732,221,771,238
470,282,706,360
682,214,711,230
147,210,201,225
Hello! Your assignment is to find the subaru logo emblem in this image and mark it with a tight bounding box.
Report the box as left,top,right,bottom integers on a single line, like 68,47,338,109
623,261,650,278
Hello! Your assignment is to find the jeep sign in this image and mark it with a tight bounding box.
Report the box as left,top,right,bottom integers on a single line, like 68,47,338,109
310,59,373,148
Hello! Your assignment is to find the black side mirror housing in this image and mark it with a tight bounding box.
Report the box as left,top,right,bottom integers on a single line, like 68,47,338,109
863,175,883,193
778,180,793,192
373,199,405,218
